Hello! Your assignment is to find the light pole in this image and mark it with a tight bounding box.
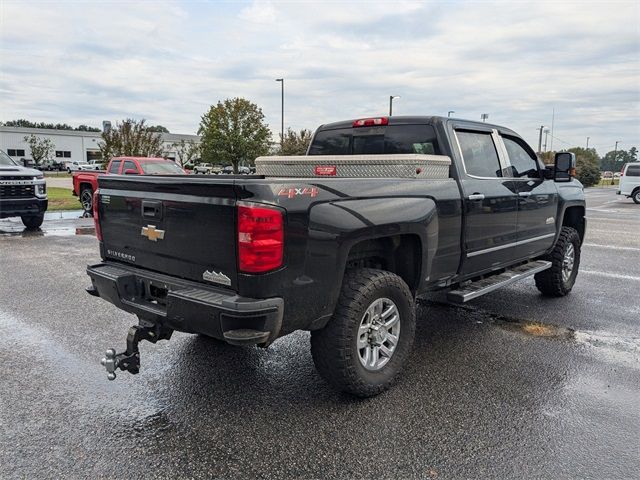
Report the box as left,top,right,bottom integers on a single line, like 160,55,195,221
612,140,619,185
389,95,400,116
481,113,489,122
448,110,455,117
276,78,284,148
586,136,590,149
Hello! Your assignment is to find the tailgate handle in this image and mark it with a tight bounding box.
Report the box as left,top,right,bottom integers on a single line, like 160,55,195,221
142,201,162,219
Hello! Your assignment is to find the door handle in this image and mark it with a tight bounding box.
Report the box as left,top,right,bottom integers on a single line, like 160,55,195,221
518,192,532,197
468,194,485,201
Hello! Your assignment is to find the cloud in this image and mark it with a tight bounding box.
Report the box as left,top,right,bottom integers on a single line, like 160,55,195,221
0,0,638,153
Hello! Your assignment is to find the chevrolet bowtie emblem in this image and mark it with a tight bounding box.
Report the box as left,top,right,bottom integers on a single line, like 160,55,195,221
141,225,165,242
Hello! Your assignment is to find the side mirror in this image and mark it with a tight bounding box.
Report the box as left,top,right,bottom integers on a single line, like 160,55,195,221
124,169,139,175
554,152,576,182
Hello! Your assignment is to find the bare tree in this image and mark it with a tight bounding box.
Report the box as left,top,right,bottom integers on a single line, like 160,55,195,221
99,119,164,165
172,139,200,167
23,134,55,166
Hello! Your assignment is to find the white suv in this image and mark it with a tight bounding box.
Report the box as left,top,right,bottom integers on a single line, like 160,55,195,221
618,162,640,204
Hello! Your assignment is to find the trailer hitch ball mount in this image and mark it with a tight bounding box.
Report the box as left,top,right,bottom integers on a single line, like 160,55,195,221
101,324,172,380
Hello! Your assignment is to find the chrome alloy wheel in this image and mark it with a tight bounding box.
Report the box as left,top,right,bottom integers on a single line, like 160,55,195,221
357,297,400,371
80,190,93,212
562,243,575,283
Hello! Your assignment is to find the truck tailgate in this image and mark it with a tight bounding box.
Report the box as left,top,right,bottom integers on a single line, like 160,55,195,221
97,176,238,289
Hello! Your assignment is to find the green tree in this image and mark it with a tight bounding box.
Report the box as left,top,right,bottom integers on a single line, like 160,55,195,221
98,119,164,164
568,147,600,187
76,124,101,132
23,134,55,166
172,139,200,167
147,125,170,133
198,97,271,173
5,119,100,131
279,128,313,155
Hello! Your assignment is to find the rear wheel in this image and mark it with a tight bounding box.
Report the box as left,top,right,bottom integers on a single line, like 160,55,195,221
80,187,93,214
535,226,581,296
632,188,640,204
21,213,44,230
311,268,415,397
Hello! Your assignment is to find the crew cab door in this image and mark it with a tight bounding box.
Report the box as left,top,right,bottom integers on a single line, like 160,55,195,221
499,135,558,259
455,128,518,275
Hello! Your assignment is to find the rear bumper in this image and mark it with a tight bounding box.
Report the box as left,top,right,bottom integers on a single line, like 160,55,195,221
87,262,283,346
0,197,48,218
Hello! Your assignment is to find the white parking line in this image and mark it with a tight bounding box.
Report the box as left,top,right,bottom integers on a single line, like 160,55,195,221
581,270,640,281
584,244,640,252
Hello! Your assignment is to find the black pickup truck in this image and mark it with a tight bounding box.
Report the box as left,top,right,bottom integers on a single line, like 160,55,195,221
0,149,48,229
88,116,585,397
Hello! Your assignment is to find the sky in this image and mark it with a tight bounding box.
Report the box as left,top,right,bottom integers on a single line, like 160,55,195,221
1,0,638,155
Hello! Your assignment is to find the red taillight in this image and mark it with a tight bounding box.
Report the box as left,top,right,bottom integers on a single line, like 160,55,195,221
93,190,102,241
353,117,389,127
315,165,336,176
238,204,283,273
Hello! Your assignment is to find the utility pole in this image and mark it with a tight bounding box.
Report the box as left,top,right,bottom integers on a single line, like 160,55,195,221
550,107,555,151
586,137,590,149
389,95,400,116
544,128,550,152
612,140,619,185
537,125,545,154
481,113,489,122
448,110,455,117
275,78,284,148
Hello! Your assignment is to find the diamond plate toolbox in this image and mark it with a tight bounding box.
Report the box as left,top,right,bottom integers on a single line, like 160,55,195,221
255,154,451,179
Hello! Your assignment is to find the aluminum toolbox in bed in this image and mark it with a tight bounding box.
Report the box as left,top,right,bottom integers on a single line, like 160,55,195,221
254,154,451,179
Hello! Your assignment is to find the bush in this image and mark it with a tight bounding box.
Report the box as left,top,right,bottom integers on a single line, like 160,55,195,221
575,157,601,187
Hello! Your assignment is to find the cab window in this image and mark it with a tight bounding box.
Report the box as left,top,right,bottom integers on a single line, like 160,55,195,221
456,131,502,178
122,161,137,173
108,160,121,173
503,136,540,178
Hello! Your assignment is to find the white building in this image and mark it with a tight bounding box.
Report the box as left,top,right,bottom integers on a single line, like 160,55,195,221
0,126,200,164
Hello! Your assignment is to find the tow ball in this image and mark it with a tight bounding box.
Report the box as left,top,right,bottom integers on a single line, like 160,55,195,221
101,323,172,380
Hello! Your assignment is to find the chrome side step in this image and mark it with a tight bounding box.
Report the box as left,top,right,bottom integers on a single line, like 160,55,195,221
447,260,551,303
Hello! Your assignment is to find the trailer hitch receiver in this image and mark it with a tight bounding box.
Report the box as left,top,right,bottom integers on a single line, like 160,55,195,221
101,323,172,380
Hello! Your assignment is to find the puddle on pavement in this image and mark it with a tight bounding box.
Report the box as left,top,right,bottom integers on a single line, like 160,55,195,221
422,299,574,339
0,211,95,237
573,330,640,369
0,225,95,237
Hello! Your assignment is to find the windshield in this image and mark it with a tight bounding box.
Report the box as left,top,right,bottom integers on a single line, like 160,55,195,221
139,161,184,175
309,125,439,156
0,150,17,166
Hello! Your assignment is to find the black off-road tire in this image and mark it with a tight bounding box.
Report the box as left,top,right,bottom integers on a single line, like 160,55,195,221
21,213,45,230
80,186,93,214
535,226,581,297
310,268,416,398
632,188,640,204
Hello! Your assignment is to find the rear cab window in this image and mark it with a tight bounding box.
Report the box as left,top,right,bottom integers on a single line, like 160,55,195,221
309,125,439,156
455,131,503,178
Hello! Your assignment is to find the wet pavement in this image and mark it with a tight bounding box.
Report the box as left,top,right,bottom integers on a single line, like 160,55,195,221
1,187,639,479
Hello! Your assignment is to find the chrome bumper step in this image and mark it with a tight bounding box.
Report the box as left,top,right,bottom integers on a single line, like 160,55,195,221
447,260,551,303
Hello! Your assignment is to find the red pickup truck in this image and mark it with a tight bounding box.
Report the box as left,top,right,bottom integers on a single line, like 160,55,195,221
73,156,185,213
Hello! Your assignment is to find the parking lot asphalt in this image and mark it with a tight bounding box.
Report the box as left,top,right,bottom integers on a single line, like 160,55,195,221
0,187,638,479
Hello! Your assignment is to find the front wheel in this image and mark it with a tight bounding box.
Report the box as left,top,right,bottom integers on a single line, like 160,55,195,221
21,213,45,230
80,187,93,214
632,189,640,204
311,268,416,397
535,226,581,296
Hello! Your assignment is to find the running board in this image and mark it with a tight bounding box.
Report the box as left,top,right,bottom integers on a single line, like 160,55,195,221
447,260,551,303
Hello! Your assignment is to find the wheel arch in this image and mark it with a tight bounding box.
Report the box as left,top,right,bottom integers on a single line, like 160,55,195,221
305,197,438,330
560,204,586,244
